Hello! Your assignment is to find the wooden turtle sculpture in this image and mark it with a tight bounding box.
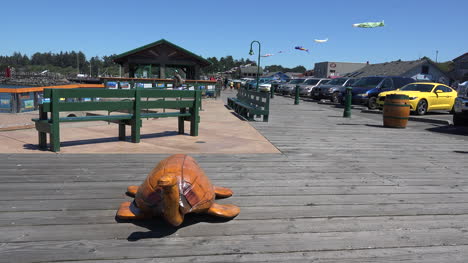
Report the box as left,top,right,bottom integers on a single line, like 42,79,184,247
116,154,240,226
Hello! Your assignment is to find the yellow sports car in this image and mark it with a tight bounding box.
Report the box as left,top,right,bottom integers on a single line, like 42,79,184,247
377,82,457,115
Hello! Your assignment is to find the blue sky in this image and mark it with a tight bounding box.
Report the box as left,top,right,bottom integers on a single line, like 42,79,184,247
2,0,467,69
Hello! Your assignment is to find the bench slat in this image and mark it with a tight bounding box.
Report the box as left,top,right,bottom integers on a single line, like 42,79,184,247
141,112,191,118
33,114,133,123
44,88,198,99
41,100,196,113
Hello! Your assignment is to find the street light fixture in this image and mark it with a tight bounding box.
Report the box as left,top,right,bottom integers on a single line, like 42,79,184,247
249,40,261,92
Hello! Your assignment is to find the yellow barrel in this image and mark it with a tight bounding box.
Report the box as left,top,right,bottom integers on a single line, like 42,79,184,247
383,94,410,128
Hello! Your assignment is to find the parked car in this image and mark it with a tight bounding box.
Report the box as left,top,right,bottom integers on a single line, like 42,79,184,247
313,77,356,103
298,78,330,97
245,78,275,92
453,81,468,126
258,79,276,92
280,78,306,95
270,79,286,93
377,82,457,115
339,76,414,109
275,80,290,94
240,78,254,86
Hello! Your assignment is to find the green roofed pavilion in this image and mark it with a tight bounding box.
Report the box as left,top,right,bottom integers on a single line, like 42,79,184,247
113,39,211,80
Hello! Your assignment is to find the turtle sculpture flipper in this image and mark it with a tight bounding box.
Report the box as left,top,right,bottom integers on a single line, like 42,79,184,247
207,203,241,218
213,186,234,198
126,185,139,197
116,201,149,219
116,154,240,226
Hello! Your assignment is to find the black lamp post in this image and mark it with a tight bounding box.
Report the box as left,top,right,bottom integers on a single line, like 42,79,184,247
249,40,261,92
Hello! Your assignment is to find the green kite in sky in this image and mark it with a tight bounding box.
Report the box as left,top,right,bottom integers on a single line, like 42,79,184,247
352,20,384,28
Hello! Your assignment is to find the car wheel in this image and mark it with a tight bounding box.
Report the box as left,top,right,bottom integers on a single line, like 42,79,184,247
367,97,377,110
331,92,340,103
416,99,428,115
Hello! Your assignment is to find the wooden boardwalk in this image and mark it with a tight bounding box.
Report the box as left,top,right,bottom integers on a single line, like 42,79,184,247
1,92,468,262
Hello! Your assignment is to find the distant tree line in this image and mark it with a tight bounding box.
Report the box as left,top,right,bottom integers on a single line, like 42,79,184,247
203,56,307,74
203,56,256,73
1,52,308,77
0,52,120,77
263,64,307,73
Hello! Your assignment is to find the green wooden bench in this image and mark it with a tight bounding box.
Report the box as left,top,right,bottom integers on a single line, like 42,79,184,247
32,88,201,152
227,88,270,122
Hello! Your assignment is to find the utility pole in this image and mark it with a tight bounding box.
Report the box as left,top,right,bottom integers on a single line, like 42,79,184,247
90,61,92,77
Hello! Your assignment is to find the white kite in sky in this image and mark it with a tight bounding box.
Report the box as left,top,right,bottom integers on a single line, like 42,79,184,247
314,38,328,43
352,20,384,28
261,53,274,57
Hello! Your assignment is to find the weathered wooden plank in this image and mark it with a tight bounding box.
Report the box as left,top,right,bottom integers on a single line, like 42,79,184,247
3,192,468,212
2,215,468,243
3,203,468,227
52,245,468,263
2,185,468,201
1,228,467,262
0,178,397,191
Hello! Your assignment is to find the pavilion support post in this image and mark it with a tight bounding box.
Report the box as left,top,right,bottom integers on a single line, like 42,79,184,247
160,64,166,79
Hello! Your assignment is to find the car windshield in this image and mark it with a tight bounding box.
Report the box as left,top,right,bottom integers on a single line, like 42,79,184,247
290,79,305,84
326,78,347,85
351,77,384,88
304,79,320,85
399,83,434,92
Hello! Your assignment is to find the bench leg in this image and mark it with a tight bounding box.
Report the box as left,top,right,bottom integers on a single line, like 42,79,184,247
38,131,47,149
50,124,60,152
118,123,126,140
178,108,186,134
247,112,254,121
131,119,141,143
190,109,199,136
263,114,269,122
243,108,249,119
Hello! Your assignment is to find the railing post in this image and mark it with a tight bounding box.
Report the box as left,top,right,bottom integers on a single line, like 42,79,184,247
270,85,275,99
294,85,300,105
343,87,352,118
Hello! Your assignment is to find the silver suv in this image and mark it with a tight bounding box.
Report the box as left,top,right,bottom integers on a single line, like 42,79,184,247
279,78,306,95
313,77,356,103
454,81,468,126
298,78,330,97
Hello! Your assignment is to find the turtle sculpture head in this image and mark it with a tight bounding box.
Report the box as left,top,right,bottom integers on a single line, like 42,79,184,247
116,154,240,227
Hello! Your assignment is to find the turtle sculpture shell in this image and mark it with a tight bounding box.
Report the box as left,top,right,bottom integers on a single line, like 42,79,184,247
116,154,240,226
